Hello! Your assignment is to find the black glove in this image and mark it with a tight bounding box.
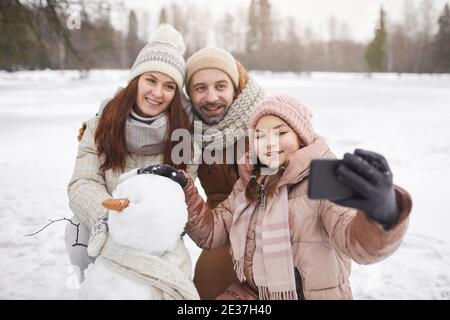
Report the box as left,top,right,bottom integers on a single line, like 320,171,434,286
137,164,188,188
331,149,399,230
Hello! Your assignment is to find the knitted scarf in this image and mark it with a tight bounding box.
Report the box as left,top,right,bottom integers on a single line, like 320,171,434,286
97,89,193,156
193,77,264,151
125,109,167,155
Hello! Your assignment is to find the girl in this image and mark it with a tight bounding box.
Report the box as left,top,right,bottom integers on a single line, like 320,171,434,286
152,94,412,300
65,25,197,276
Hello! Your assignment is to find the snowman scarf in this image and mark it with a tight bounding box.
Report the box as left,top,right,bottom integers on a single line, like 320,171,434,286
99,236,199,300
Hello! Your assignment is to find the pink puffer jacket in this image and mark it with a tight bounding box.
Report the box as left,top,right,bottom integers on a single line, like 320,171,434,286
184,137,412,299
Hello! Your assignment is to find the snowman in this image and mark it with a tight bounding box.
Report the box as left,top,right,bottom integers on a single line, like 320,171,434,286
78,167,199,300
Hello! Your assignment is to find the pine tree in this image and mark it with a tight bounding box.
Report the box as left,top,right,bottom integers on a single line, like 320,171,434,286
259,0,273,48
433,4,450,72
284,17,302,72
0,0,83,70
126,10,140,67
246,0,259,54
91,5,118,68
0,1,39,70
365,6,387,72
159,7,167,25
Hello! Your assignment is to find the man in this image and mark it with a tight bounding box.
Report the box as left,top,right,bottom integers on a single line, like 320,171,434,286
185,47,265,299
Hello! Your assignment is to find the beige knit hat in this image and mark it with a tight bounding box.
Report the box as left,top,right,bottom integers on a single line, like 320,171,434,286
248,95,316,146
185,47,239,89
128,24,186,89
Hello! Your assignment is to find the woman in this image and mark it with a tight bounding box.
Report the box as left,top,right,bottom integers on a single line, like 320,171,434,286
150,94,412,299
65,24,196,277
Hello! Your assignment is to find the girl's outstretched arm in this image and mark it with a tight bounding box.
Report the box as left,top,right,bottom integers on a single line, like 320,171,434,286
319,185,412,265
183,177,238,250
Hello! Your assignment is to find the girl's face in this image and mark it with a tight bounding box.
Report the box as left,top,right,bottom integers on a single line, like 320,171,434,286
136,72,177,117
254,115,301,169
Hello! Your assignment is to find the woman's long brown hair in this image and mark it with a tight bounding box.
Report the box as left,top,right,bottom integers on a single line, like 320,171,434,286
94,76,191,173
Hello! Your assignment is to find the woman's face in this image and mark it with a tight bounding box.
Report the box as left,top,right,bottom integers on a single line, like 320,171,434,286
254,115,301,169
135,72,177,117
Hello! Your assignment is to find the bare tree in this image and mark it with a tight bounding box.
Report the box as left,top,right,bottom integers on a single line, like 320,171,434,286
140,10,150,42
183,3,210,56
402,0,419,72
215,12,238,52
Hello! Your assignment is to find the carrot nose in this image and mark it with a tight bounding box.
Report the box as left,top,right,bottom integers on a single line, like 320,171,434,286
102,198,130,212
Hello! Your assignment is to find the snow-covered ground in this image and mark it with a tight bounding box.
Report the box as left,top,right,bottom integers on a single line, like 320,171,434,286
1,70,449,299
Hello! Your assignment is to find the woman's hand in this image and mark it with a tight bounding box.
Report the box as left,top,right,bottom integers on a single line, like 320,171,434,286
331,149,399,230
87,212,109,257
138,164,188,188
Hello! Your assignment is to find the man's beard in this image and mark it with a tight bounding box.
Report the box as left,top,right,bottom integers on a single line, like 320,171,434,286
193,100,229,125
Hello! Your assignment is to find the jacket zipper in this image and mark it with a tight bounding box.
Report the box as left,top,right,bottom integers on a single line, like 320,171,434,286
336,253,343,284
259,182,265,210
294,267,305,300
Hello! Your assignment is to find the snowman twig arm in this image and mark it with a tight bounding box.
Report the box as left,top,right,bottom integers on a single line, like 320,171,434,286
24,218,87,247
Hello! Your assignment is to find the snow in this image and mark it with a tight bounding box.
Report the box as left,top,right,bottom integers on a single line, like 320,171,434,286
1,69,450,299
80,256,156,300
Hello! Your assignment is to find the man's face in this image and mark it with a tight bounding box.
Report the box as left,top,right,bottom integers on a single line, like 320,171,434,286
189,69,236,125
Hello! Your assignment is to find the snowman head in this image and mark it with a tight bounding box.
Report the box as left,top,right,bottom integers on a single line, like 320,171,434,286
102,169,188,255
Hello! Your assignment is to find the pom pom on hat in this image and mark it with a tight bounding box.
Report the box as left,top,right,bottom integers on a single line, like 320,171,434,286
149,24,186,55
128,24,186,88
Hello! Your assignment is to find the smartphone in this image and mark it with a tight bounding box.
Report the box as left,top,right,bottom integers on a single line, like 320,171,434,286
307,159,358,201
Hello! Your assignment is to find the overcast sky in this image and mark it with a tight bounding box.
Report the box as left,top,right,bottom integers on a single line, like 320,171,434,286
115,0,449,42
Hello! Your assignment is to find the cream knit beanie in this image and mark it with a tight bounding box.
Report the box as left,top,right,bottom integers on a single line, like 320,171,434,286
185,47,239,89
128,24,186,89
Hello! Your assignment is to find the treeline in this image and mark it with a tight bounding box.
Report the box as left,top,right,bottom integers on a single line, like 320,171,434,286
239,0,450,73
0,0,143,71
366,2,450,73
1,0,449,73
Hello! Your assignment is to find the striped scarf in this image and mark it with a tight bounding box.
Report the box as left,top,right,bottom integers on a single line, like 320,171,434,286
230,184,298,300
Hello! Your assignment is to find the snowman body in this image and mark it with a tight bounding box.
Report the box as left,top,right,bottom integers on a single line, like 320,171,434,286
79,172,191,299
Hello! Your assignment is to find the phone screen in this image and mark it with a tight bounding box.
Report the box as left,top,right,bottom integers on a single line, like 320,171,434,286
307,159,358,200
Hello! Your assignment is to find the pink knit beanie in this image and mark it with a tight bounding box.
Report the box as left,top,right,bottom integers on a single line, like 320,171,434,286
248,94,315,146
